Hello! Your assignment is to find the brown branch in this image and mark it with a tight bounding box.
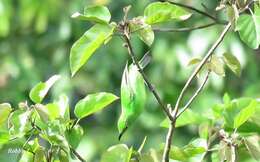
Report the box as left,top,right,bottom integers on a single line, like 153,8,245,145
176,70,211,118
70,147,86,162
122,32,174,121
159,0,228,24
153,22,217,32
162,23,231,162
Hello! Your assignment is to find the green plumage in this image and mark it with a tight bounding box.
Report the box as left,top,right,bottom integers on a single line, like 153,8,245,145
118,63,146,140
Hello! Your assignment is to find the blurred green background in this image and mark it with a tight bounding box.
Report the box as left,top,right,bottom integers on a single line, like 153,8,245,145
0,0,260,161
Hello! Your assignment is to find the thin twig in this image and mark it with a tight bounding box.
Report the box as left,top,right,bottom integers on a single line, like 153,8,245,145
123,34,174,121
159,0,228,24
176,70,211,118
70,147,86,162
153,22,217,32
162,23,231,162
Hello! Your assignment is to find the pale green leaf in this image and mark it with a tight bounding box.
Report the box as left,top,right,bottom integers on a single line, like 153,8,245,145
70,24,115,76
71,5,111,23
208,55,225,76
101,144,131,162
187,58,201,66
144,2,191,25
234,100,257,128
29,75,61,103
244,136,260,161
0,103,12,125
223,53,241,76
74,92,118,119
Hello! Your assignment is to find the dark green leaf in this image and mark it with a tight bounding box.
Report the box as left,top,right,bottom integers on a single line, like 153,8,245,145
144,2,191,25
74,92,118,119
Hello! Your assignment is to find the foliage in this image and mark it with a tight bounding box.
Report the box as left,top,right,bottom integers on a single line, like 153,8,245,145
1,0,260,162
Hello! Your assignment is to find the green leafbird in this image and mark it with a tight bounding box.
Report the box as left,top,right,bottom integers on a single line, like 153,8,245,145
118,53,150,140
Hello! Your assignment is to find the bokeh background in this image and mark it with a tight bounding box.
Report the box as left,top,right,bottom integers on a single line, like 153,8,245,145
0,0,259,161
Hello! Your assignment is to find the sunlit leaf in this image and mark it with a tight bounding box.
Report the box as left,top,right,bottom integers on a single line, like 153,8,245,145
223,53,241,76
208,55,225,76
234,100,257,128
130,17,154,46
244,136,260,161
144,2,191,25
0,103,12,125
101,144,131,162
74,92,118,119
29,75,61,103
187,58,201,66
71,5,111,23
70,24,115,76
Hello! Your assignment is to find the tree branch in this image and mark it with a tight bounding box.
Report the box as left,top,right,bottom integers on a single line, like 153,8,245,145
162,23,231,162
176,70,211,118
122,33,174,121
159,0,228,24
70,147,86,162
153,22,218,32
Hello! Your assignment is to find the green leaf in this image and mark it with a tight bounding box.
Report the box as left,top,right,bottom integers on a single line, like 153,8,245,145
234,100,257,128
144,2,191,25
208,55,225,76
118,64,147,138
101,144,131,162
29,75,61,103
9,110,32,137
0,131,9,144
130,17,154,46
187,58,201,66
169,138,207,161
0,103,12,125
65,124,84,149
34,147,46,162
223,53,241,76
236,7,260,49
70,24,115,76
71,5,111,23
74,92,118,119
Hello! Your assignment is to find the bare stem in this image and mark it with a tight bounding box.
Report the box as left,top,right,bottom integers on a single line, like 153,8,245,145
162,23,231,162
153,22,218,32
176,70,211,118
70,147,86,162
123,34,174,121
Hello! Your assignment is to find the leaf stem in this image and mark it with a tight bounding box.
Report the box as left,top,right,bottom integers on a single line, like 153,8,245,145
162,23,231,162
153,22,218,32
